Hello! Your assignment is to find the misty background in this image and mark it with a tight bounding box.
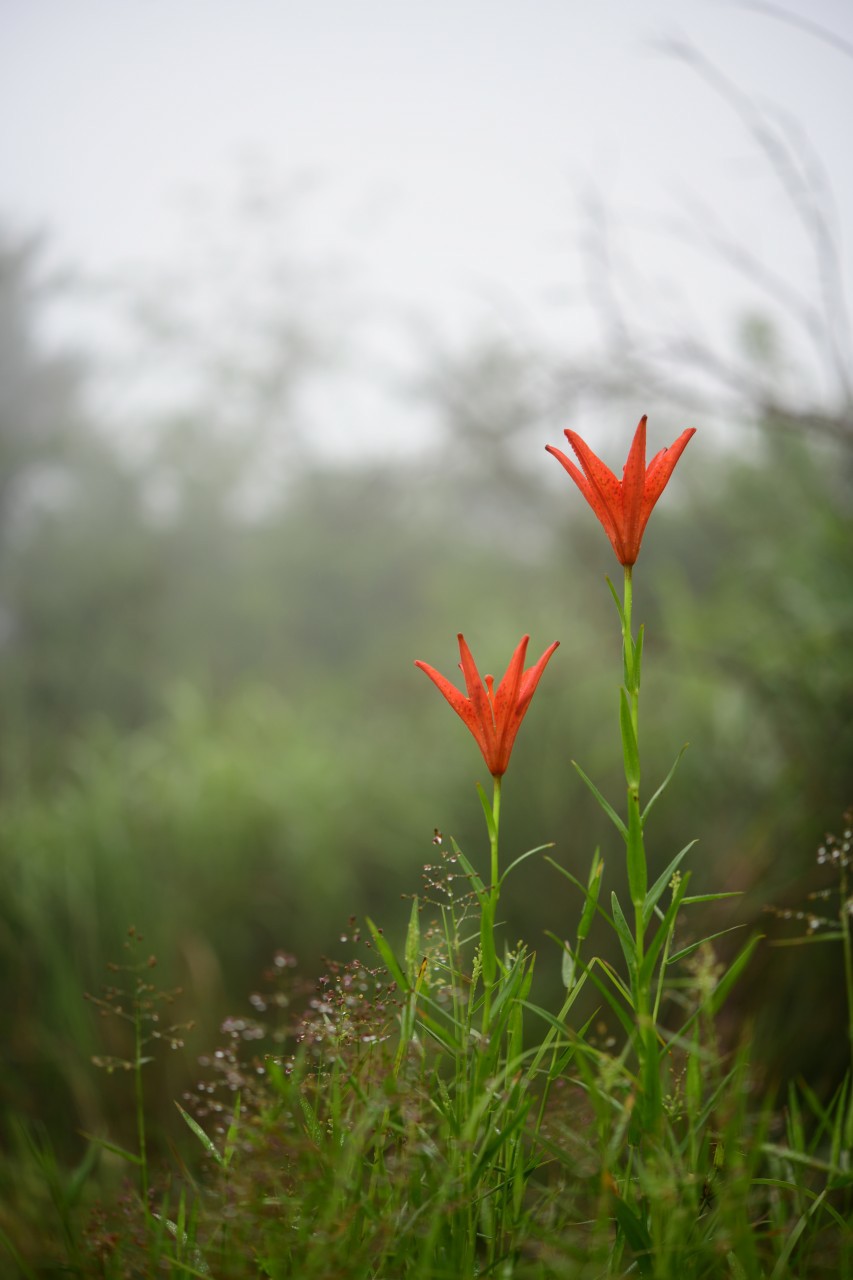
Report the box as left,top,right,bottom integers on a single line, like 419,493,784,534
0,0,851,1159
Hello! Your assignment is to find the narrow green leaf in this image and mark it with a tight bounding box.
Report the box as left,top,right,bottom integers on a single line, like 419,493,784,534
500,842,554,885
709,933,762,1015
543,933,592,1003
414,1006,464,1054
404,896,420,984
365,918,408,991
606,575,626,626
611,890,637,973
78,1133,142,1166
299,1094,325,1147
640,871,690,987
572,761,628,838
612,1197,653,1274
561,941,575,990
643,840,697,928
577,848,604,943
175,1103,224,1167
576,957,636,1038
620,689,640,789
681,891,742,905
452,842,488,905
668,924,744,966
625,790,646,907
476,781,498,843
544,856,612,936
480,894,497,987
641,744,689,827
634,624,644,690
472,1097,531,1178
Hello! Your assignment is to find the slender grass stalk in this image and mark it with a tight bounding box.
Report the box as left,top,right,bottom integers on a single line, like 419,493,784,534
133,979,150,1208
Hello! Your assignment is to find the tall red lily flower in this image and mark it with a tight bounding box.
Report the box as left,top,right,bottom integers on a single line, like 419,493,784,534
415,634,559,778
546,415,696,566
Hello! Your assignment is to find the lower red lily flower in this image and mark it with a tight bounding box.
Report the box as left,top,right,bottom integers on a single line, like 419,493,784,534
415,634,559,778
546,415,696,566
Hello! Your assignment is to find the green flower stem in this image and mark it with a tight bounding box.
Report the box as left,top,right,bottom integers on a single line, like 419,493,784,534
481,775,502,1033
619,568,658,1120
490,775,502,897
623,566,638,709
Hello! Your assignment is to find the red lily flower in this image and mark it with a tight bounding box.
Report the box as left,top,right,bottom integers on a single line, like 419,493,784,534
415,634,559,778
546,415,696,566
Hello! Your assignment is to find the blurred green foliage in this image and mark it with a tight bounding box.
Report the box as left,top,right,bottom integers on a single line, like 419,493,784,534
0,231,850,1163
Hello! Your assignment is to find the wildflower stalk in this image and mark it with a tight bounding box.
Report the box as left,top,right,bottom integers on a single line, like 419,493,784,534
478,775,502,1031
489,776,502,900
617,565,659,1125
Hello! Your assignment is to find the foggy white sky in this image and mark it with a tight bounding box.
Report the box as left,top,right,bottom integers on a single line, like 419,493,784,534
2,0,852,454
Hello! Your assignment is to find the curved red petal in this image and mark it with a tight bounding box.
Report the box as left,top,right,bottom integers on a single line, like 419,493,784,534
497,638,560,774
490,635,530,772
620,416,648,565
456,635,500,767
548,443,624,554
414,653,494,769
562,430,630,562
644,428,696,510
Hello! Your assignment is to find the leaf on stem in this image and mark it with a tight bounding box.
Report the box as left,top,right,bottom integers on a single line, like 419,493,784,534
499,842,555,886
668,925,745,966
641,745,690,828
639,872,691,988
78,1133,143,1166
606,574,626,626
611,890,637,976
404,896,421,985
365,918,408,991
572,761,628,839
709,933,763,1016
612,1197,654,1275
175,1102,225,1168
476,781,498,844
634,624,644,691
620,689,640,789
578,847,604,944
643,840,698,928
626,792,647,907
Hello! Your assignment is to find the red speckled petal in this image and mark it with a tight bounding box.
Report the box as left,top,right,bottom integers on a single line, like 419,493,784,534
562,431,628,561
414,650,493,769
490,635,530,775
644,428,697,511
620,416,648,565
456,634,499,766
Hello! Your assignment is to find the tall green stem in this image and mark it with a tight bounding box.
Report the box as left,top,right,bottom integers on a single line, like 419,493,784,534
490,776,502,898
619,567,659,1126
480,775,502,1033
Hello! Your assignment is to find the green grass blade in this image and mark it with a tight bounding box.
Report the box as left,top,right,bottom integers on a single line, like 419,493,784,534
643,840,697,928
572,760,628,838
365,917,408,991
641,744,689,827
709,933,763,1015
175,1102,224,1167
